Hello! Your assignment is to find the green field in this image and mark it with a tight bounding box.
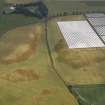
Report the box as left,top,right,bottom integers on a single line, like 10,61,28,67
69,85,105,105
0,14,39,36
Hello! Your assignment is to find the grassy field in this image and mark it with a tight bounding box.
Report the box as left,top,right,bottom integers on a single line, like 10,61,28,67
47,15,105,85
69,84,105,105
0,23,79,105
1,1,105,105
0,0,5,10
0,1,79,105
0,14,39,36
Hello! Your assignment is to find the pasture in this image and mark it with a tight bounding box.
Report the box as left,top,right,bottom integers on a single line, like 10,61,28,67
0,1,79,105
0,1,105,105
0,23,78,105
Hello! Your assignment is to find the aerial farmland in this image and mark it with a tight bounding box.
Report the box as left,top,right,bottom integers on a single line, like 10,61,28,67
0,0,105,105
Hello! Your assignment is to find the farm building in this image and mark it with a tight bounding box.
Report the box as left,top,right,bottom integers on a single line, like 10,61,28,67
86,13,105,44
57,20,105,48
57,13,105,49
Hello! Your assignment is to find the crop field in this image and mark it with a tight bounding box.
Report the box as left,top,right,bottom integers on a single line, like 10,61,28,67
47,15,105,85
